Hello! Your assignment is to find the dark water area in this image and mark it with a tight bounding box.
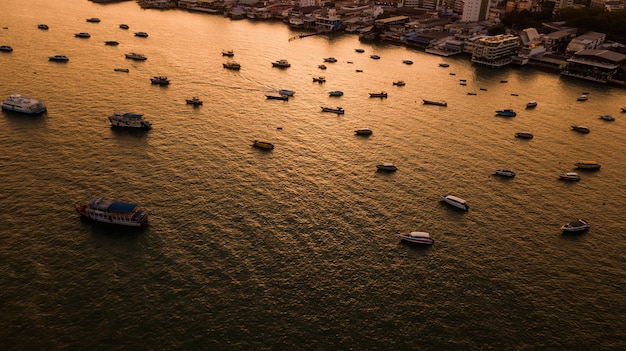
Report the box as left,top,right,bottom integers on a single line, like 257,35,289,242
1,1,625,350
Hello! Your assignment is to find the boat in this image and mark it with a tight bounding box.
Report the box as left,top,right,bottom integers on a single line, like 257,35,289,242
321,106,344,114
74,32,90,38
253,140,274,149
76,198,148,227
266,95,288,101
369,92,387,98
571,125,590,133
323,57,337,62
222,50,234,57
423,100,447,106
119,24,129,29
402,59,413,65
558,172,580,181
2,94,47,114
48,55,69,62
526,101,538,108
222,62,241,70
574,161,601,169
108,112,152,129
376,163,397,172
577,95,588,101
398,232,434,245
467,92,477,96
515,131,533,139
500,80,508,83
355,48,365,53
86,18,100,23
494,169,515,177
441,194,469,211
114,68,129,72
511,93,519,96
370,55,380,59
355,128,372,136
150,76,170,85
599,115,615,121
496,109,516,117
313,76,326,83
622,107,626,113
272,59,290,68
480,88,488,91
0,45,13,52
104,41,119,46
318,64,327,70
329,91,343,97
125,52,146,61
38,24,49,30
355,69,363,73
134,32,148,37
186,96,203,106
560,219,590,233
439,63,449,67
393,81,406,86
278,89,295,97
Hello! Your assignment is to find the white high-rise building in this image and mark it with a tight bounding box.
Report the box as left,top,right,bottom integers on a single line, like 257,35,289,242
461,0,491,22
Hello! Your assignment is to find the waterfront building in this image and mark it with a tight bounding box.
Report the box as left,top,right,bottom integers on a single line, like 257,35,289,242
541,28,577,54
566,31,606,55
461,0,491,22
561,49,626,84
552,0,574,13
471,34,520,67
315,9,343,32
505,0,534,12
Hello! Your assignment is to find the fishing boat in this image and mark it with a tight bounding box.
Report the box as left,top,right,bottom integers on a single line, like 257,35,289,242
2,94,47,114
355,48,365,53
577,95,588,101
369,92,387,98
423,100,447,106
114,68,129,72
323,57,337,62
125,52,146,60
74,32,91,38
599,115,614,121
119,24,129,29
574,161,600,169
370,55,380,59
376,163,397,172
321,106,344,114
105,41,119,46
150,76,170,85
222,62,241,70
397,232,434,245
186,96,203,106
318,64,327,70
402,59,413,65
312,76,326,83
266,95,288,101
253,140,274,149
526,101,538,108
108,112,152,129
272,59,290,68
439,63,449,67
329,91,343,97
515,131,533,139
76,198,148,227
393,81,406,86
38,24,49,30
278,89,295,97
355,128,372,136
86,18,101,23
0,45,13,52
134,31,149,37
222,50,234,57
48,55,69,62
494,169,515,177
496,109,516,117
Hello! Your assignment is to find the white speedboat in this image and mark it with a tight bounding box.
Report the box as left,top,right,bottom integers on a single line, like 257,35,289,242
494,169,515,177
577,95,588,101
560,219,590,232
76,198,147,227
441,194,469,211
558,172,580,181
398,232,434,245
376,163,397,172
108,112,152,129
2,94,47,114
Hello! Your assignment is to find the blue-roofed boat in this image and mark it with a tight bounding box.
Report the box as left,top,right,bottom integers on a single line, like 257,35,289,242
76,198,148,227
108,112,152,129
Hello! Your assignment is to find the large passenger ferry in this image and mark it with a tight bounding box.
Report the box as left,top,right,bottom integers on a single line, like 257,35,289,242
76,198,148,227
2,94,47,114
108,112,152,129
